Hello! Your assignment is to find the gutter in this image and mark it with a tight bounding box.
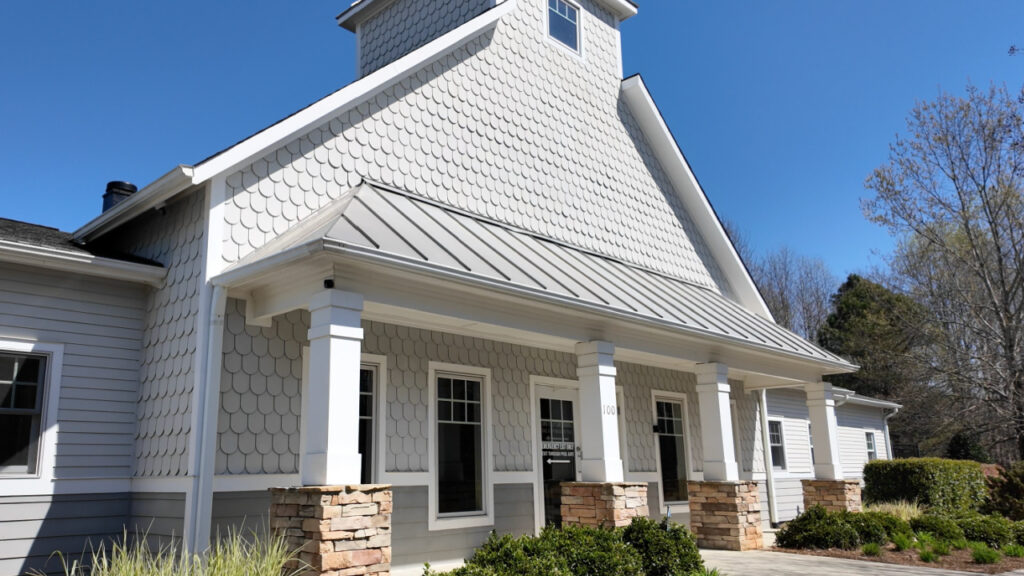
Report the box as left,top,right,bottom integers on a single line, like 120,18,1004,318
759,389,778,525
883,406,900,460
0,240,167,286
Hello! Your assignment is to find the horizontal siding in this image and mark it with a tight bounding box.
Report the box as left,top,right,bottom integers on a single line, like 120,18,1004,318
836,404,890,478
0,493,131,576
765,389,813,476
0,263,145,481
129,492,185,545
211,491,271,539
773,477,806,522
391,484,534,571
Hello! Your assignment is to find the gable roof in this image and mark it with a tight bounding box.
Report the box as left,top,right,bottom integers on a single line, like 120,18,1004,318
0,218,165,286
336,0,638,30
218,182,853,371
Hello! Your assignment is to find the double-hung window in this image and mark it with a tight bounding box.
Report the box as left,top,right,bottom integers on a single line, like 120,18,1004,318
768,420,786,470
548,0,580,52
436,374,484,516
0,353,47,475
865,432,877,461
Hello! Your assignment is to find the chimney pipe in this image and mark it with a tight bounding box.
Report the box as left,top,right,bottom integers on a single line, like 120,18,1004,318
103,181,138,212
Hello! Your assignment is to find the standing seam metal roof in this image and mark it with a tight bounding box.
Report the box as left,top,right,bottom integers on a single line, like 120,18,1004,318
230,182,850,366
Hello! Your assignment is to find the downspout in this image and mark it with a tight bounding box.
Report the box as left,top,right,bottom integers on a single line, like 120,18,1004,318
186,284,228,553
883,407,900,460
758,389,778,526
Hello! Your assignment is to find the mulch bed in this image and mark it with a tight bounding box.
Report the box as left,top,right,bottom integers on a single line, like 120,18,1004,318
775,545,1024,574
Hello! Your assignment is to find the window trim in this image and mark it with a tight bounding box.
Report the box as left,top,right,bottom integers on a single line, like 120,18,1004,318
361,353,388,485
767,419,787,471
865,431,877,462
0,339,63,488
650,390,693,513
545,0,584,57
427,362,494,531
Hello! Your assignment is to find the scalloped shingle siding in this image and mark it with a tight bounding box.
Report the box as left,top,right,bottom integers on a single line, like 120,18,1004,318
359,0,492,76
116,191,205,477
618,362,702,473
221,0,728,293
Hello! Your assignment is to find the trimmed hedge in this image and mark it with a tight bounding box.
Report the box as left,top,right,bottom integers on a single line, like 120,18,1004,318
775,506,860,550
958,515,1013,549
858,511,913,540
840,512,889,545
425,518,704,576
863,458,987,514
910,515,965,541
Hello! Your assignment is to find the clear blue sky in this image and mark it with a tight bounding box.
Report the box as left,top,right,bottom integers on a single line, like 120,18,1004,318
1,1,1022,280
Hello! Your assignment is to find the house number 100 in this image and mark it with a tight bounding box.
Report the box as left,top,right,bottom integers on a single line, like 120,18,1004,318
603,404,618,415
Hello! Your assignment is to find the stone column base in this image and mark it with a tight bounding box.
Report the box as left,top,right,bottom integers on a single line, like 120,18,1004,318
802,479,862,513
559,482,649,528
270,484,392,576
687,481,763,551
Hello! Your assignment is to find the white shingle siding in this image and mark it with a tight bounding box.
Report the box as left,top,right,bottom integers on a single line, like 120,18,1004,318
358,0,493,77
220,0,727,295
113,190,206,477
836,402,889,479
617,363,702,473
0,262,145,480
216,299,306,475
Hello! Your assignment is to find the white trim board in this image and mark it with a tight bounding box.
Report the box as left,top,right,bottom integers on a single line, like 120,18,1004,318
650,389,695,515
0,240,166,286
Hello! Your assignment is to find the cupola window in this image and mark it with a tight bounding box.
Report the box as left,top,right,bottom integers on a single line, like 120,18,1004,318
548,0,579,52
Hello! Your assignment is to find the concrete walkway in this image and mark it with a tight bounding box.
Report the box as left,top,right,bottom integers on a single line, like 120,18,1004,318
701,549,984,576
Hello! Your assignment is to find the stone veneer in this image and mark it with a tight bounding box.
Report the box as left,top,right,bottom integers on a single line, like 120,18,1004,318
802,479,862,513
687,481,763,551
270,485,392,576
559,482,649,528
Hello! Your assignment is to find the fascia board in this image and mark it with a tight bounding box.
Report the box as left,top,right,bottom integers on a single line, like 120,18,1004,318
620,75,773,321
838,393,902,410
0,241,167,286
192,0,516,185
73,165,194,242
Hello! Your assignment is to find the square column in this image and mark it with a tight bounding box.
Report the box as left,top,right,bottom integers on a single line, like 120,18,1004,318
303,289,364,486
805,381,843,480
695,363,739,481
575,341,623,482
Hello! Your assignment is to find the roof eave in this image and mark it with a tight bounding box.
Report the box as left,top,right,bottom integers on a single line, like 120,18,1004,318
73,165,195,242
0,240,167,287
338,0,637,30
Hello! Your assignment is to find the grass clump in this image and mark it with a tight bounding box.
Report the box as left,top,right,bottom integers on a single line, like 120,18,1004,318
891,533,915,552
918,548,937,563
1004,544,1024,558
970,542,1002,564
861,542,882,557
931,540,951,556
864,500,923,522
32,528,300,576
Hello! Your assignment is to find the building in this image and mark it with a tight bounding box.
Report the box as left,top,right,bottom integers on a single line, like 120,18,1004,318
0,1,900,574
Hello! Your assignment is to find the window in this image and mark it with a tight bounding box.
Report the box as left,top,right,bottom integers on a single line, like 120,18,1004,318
655,400,688,502
548,0,579,52
358,367,375,484
437,375,484,515
808,423,815,465
768,420,786,470
866,432,877,461
1,353,47,475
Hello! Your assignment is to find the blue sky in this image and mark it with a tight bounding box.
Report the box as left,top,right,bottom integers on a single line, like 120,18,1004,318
1,1,1022,280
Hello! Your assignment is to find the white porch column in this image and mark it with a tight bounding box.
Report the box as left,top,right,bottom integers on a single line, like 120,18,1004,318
575,341,623,482
695,363,739,481
302,289,364,486
805,381,844,480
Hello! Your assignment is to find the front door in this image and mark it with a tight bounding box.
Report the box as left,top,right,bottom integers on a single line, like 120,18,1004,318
537,385,581,527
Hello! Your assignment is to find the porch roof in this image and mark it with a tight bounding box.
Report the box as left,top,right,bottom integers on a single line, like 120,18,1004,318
221,182,854,371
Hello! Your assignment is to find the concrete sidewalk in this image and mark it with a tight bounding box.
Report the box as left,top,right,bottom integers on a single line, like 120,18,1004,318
701,549,986,576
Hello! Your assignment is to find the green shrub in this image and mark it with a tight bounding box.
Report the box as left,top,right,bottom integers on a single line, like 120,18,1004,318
535,525,643,576
932,540,950,556
1013,520,1024,545
892,532,914,551
775,506,859,550
1005,544,1024,558
946,431,992,463
910,514,965,542
950,537,969,550
445,532,569,576
970,542,1002,564
620,517,703,576
863,458,987,515
860,511,912,540
987,462,1024,520
861,542,882,556
958,515,1013,548
841,512,889,545
918,548,937,562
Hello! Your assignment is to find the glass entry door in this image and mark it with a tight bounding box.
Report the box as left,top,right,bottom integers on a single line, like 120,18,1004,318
537,385,581,527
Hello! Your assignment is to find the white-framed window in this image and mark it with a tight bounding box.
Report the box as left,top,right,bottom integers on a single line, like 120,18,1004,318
0,339,63,487
358,365,376,484
428,362,493,531
547,0,580,52
768,420,786,470
865,432,877,461
652,391,691,505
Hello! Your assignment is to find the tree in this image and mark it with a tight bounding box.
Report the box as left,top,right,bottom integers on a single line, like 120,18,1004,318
751,247,836,341
864,83,1024,463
